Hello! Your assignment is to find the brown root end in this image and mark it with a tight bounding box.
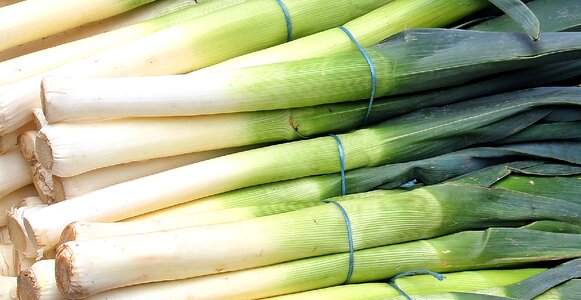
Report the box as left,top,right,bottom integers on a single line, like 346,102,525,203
17,268,41,300
55,243,88,299
58,223,78,249
33,130,53,171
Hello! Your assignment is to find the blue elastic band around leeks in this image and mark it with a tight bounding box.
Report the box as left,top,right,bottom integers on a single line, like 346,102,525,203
329,134,346,196
338,26,377,125
275,0,292,42
322,199,354,284
388,270,446,300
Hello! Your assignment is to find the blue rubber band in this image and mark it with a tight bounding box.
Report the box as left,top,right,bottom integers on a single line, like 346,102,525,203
338,26,377,125
322,199,354,284
329,134,346,196
388,270,446,300
400,179,418,188
275,0,293,42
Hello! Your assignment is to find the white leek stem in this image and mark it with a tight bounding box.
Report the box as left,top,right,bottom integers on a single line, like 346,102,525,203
60,201,318,244
0,150,32,198
37,115,271,176
18,197,45,208
17,259,64,300
0,0,156,53
17,130,38,162
1,122,34,155
0,185,37,227
0,276,17,299
0,226,10,244
7,205,47,258
32,109,47,131
0,0,194,63
0,244,15,276
53,146,250,200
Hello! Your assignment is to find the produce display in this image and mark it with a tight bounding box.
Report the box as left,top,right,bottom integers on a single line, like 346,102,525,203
0,0,579,299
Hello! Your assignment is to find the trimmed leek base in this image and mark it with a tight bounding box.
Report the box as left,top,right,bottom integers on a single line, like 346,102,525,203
85,228,581,300
17,259,64,300
7,205,47,258
0,0,194,63
0,149,32,197
0,122,34,154
15,250,36,274
0,185,37,227
0,243,15,276
59,202,320,245
266,269,545,300
0,0,156,53
18,130,37,162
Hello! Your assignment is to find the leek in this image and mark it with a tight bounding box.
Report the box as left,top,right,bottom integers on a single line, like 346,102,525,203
41,30,581,122
59,201,322,245
23,87,581,250
54,184,581,296
53,146,254,201
0,0,243,84
17,259,62,300
83,228,581,300
0,0,157,52
0,0,195,63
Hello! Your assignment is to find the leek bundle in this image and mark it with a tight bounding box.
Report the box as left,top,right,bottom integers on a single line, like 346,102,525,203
54,184,581,296
41,30,581,122
205,0,581,72
0,0,392,134
22,87,581,250
203,0,491,72
0,0,157,52
36,60,581,176
136,141,580,220
81,228,581,299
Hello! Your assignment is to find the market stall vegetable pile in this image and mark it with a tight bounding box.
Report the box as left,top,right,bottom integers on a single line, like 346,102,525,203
0,0,580,299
